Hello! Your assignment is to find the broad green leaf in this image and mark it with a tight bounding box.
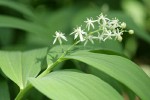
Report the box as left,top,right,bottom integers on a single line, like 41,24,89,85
0,79,10,100
89,67,123,94
0,48,47,89
65,51,150,100
0,15,49,37
88,67,136,100
0,0,36,20
30,70,123,100
0,28,13,46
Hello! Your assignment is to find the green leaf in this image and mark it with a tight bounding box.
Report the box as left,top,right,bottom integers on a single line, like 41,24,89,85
0,48,47,89
30,70,123,100
0,15,49,37
88,67,123,94
65,51,150,100
0,28,13,46
0,0,36,20
0,79,10,100
124,37,138,58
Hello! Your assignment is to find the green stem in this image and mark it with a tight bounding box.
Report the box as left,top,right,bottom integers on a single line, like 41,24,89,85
15,41,80,100
89,28,102,35
15,84,32,100
38,40,80,78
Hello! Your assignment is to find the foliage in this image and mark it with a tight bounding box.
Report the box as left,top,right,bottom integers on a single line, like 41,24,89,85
0,0,150,100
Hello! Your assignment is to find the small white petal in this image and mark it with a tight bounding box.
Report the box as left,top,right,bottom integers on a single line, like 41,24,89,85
53,37,57,44
70,26,86,41
84,18,96,31
53,31,67,45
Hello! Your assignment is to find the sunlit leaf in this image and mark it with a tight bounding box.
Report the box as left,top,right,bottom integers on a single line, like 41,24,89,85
30,70,123,100
0,48,47,89
65,51,150,100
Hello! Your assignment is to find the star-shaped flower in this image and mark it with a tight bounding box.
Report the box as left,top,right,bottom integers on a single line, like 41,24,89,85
103,29,113,41
53,31,67,45
70,26,87,42
113,28,123,41
97,14,110,30
84,34,95,46
84,18,96,31
97,32,104,42
108,18,120,29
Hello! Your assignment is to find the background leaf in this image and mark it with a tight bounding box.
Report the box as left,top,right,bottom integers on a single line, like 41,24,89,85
0,0,36,20
0,15,49,36
65,51,150,100
0,79,10,100
0,48,47,89
30,70,123,100
0,28,13,46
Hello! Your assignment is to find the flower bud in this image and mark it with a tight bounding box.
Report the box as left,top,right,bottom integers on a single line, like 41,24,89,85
129,30,134,34
117,36,122,42
121,22,126,29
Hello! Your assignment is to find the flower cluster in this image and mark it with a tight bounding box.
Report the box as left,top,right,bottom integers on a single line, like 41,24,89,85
53,13,134,46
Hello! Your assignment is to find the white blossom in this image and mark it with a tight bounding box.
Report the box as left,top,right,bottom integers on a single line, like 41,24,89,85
52,13,133,46
84,18,96,31
97,32,104,42
113,28,123,41
53,31,67,44
97,13,110,29
129,30,134,34
84,35,95,46
70,26,86,41
108,18,120,29
103,29,113,41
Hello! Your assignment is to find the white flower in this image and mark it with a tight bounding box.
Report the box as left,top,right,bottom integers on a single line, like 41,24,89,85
97,32,104,42
97,13,109,29
84,35,95,46
70,26,87,41
108,18,120,29
113,28,123,41
84,18,96,31
103,29,113,41
53,31,67,44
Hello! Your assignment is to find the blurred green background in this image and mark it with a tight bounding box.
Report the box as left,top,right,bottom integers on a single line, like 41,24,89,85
0,0,150,66
0,0,150,99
